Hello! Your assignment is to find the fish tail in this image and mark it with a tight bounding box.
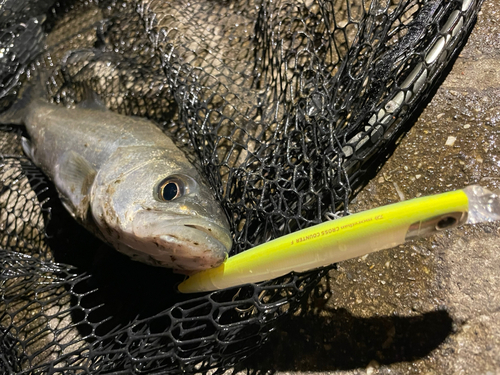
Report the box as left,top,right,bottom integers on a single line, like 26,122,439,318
0,73,47,125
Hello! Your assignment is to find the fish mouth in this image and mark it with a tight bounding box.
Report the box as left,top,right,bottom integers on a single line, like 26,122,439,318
130,215,232,271
173,217,233,251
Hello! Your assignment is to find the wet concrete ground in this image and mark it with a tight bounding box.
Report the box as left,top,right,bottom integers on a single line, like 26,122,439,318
238,1,500,374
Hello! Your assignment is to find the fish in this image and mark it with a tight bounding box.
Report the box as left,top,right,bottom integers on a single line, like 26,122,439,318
0,78,233,272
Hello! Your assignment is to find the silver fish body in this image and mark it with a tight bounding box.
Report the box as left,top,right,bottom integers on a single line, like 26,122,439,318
3,92,232,271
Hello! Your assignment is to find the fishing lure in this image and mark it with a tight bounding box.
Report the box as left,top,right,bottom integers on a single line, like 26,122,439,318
178,185,500,293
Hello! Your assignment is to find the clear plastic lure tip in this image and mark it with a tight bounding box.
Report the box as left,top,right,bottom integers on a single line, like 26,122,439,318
464,185,500,224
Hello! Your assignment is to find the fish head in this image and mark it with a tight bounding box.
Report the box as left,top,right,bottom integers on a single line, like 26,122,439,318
91,148,232,272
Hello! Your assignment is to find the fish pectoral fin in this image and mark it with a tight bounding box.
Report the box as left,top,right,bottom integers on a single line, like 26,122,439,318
56,151,96,221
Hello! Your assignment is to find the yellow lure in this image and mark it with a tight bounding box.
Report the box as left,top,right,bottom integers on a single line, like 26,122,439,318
178,189,470,293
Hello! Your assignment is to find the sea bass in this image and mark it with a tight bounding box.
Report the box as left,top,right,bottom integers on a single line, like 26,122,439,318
0,80,232,272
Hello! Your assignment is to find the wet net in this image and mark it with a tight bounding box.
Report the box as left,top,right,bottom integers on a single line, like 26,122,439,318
0,0,483,373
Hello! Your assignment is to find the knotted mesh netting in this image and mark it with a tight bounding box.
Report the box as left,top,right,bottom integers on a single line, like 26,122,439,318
0,0,483,373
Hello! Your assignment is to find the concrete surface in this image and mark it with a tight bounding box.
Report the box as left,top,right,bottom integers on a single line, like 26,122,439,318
237,1,500,374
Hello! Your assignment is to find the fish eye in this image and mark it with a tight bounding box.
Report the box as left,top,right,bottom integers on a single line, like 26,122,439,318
157,178,184,201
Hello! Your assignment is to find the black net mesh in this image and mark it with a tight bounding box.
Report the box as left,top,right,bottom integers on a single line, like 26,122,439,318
0,0,483,373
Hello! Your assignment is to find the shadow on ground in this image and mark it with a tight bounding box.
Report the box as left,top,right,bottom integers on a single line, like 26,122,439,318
238,306,453,373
